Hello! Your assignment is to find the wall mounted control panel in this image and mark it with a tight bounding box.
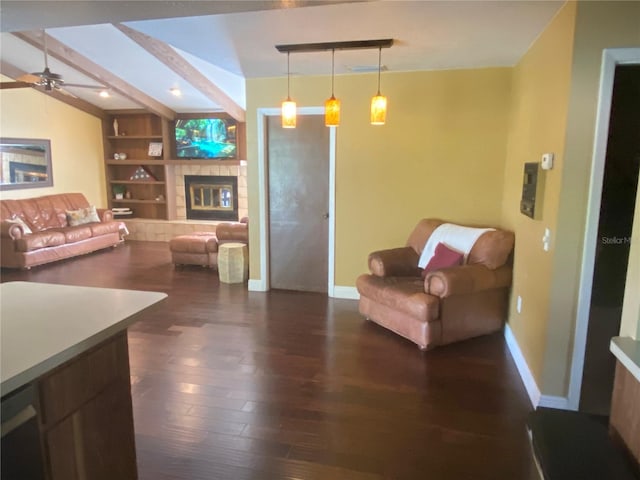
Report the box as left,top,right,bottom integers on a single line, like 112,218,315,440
520,162,539,219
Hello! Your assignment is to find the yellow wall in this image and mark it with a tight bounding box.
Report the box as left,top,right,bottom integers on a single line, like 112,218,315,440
0,82,106,205
246,68,512,285
541,1,640,395
501,2,577,393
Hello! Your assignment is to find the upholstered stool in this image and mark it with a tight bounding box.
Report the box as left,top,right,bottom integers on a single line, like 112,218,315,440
218,242,249,284
169,232,218,268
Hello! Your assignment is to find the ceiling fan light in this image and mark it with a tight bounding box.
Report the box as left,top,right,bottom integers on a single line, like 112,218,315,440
325,95,340,127
370,94,387,125
282,98,296,128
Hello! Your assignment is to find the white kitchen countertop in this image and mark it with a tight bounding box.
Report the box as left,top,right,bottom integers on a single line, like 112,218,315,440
610,336,640,383
0,282,167,395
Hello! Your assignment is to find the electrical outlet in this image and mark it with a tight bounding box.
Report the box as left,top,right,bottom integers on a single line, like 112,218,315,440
516,296,522,314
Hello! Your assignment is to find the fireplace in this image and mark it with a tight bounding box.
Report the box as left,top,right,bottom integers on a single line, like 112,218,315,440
184,175,238,221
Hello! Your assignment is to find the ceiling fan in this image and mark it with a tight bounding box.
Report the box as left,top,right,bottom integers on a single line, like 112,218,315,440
0,30,108,96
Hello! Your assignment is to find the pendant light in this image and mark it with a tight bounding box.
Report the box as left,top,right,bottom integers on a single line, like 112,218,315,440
325,49,340,127
282,51,296,128
370,47,387,125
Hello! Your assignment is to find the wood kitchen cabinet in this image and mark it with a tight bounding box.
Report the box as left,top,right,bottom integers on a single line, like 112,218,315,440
38,332,138,480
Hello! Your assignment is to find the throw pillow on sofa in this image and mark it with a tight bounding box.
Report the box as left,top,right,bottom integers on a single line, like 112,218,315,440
421,242,464,278
6,215,33,234
66,205,101,226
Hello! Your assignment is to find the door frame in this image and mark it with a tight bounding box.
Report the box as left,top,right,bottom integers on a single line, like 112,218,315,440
253,106,337,295
568,48,640,410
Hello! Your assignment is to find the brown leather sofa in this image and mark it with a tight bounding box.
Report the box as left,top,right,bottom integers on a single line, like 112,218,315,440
356,218,515,350
1,193,120,269
169,217,248,268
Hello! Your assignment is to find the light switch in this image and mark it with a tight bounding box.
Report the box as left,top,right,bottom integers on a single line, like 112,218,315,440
542,228,551,251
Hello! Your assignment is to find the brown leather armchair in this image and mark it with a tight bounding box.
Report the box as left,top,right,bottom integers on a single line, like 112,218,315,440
356,219,514,350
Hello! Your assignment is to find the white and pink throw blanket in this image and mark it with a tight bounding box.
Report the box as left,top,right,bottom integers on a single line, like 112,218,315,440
418,223,495,268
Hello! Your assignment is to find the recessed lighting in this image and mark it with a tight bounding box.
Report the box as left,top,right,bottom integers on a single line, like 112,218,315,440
170,87,182,97
99,90,110,98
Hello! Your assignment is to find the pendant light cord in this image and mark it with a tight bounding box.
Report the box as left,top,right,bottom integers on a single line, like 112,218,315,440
287,51,291,100
376,47,382,95
331,49,335,96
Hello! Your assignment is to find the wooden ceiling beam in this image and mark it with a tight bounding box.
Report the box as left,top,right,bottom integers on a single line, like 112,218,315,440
12,31,176,121
114,23,246,123
0,60,106,119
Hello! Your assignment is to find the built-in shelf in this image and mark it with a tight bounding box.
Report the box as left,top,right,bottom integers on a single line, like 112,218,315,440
109,180,165,185
106,159,164,165
112,199,167,205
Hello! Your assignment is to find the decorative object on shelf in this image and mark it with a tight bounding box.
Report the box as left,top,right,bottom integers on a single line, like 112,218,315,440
155,194,165,201
125,190,132,199
113,184,126,199
129,165,158,181
114,153,120,160
148,142,163,157
275,38,393,126
113,118,119,136
119,152,127,160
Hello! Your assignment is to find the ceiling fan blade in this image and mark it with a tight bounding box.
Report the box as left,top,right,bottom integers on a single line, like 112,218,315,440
0,81,34,90
63,82,108,90
16,73,41,84
55,87,78,98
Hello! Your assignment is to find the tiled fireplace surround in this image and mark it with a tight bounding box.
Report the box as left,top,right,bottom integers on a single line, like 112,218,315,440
123,163,248,242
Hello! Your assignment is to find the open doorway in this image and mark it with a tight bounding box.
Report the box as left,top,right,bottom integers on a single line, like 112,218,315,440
579,65,640,415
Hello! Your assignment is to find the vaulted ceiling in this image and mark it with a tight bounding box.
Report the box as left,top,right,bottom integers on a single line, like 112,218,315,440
0,0,564,121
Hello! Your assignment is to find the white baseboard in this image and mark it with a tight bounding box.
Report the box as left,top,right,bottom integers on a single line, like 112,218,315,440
248,279,267,292
538,395,570,410
504,324,541,408
331,286,360,300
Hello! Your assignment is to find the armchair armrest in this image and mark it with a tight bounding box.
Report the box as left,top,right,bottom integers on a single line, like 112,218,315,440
1,220,26,240
97,208,114,222
425,264,512,298
368,246,421,277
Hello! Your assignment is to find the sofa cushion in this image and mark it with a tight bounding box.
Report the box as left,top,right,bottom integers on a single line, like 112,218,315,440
50,225,93,243
15,231,66,252
66,205,100,226
89,221,120,237
422,242,463,277
467,230,515,270
356,274,440,321
0,193,92,232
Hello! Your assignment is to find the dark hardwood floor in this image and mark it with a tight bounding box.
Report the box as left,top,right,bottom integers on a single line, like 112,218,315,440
1,241,538,479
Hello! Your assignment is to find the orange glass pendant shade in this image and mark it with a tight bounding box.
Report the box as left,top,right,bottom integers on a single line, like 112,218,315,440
325,95,340,126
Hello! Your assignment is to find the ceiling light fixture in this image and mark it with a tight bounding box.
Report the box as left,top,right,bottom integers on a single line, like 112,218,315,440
282,51,296,128
276,39,393,127
370,47,387,126
325,49,340,127
170,87,182,97
99,90,110,98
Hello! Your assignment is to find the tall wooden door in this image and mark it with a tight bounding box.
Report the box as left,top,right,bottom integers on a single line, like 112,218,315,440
267,114,330,293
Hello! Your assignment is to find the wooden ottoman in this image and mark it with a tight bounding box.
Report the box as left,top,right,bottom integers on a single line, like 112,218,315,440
169,232,218,268
218,242,249,284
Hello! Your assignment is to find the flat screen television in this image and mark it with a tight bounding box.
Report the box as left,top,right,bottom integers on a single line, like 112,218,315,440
175,118,237,159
